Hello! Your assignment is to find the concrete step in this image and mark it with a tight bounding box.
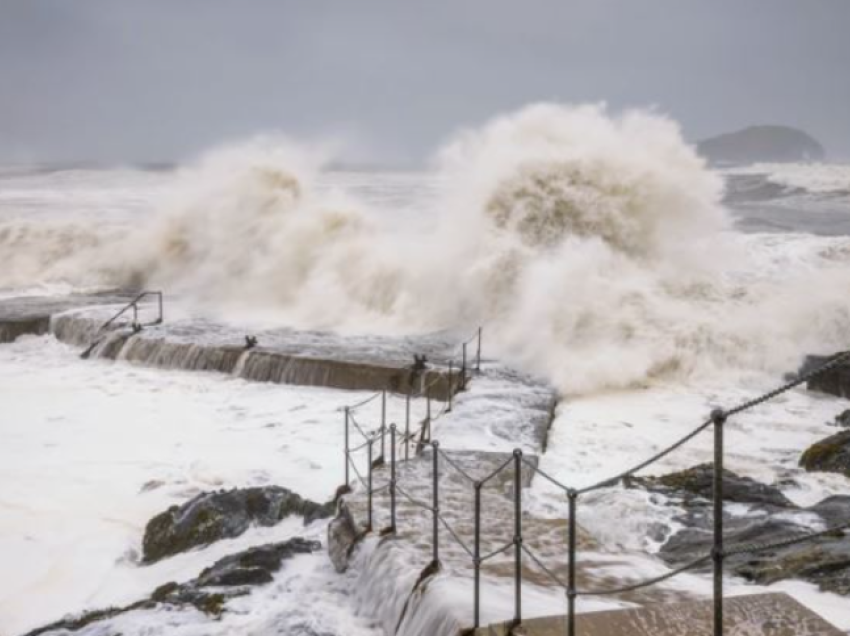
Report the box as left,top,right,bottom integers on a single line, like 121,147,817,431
476,593,844,635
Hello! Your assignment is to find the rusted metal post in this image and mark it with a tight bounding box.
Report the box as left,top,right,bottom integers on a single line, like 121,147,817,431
711,408,727,636
367,438,373,531
567,490,578,636
426,387,432,443
461,343,468,391
513,449,523,627
344,407,350,489
390,424,397,533
381,390,387,459
447,361,454,413
432,441,440,565
405,390,411,461
473,480,482,628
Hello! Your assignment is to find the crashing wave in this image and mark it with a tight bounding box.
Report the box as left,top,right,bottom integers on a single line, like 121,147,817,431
4,106,850,394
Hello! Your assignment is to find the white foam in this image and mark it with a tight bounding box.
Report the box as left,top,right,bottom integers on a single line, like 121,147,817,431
0,335,412,634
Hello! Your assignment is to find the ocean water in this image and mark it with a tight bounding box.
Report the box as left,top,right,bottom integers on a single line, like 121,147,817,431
2,104,850,634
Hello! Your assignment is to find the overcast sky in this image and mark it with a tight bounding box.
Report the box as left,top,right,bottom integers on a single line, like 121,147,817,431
1,0,849,164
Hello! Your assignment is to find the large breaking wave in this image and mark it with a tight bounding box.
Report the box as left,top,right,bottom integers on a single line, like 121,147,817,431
3,104,850,393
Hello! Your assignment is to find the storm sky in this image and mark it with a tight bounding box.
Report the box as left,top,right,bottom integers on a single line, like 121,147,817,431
2,0,849,164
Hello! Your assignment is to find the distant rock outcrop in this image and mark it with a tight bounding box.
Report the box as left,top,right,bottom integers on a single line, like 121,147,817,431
697,125,825,165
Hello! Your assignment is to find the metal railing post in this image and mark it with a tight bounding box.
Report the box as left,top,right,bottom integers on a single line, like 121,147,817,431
476,326,482,373
473,480,482,629
461,343,468,391
422,386,431,442
157,292,164,323
405,390,411,461
447,361,454,413
381,390,387,459
367,438,373,531
711,408,727,636
344,407,350,489
432,441,440,565
567,490,578,636
513,449,523,627
390,424,397,533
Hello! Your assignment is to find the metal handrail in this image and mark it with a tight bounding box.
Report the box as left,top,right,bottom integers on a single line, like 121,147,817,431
99,290,164,332
80,291,164,359
335,347,850,636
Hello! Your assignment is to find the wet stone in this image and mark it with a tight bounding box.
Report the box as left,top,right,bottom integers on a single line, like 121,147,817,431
142,486,335,563
24,538,322,636
800,429,850,478
633,465,850,596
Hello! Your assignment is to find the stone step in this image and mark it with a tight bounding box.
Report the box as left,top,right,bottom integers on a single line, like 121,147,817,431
475,593,843,636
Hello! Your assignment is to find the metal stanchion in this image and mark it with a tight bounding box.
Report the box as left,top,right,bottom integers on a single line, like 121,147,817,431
567,490,578,636
432,441,440,565
473,480,482,628
711,408,727,636
344,407,350,489
390,424,397,533
513,449,523,627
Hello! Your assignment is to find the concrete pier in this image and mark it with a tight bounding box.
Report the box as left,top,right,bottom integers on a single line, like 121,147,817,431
475,593,843,636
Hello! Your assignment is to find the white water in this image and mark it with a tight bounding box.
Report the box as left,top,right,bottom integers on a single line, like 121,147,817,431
2,103,850,634
0,335,420,635
730,162,850,196
3,106,850,394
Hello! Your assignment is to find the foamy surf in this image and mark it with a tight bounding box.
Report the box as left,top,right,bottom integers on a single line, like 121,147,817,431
2,104,850,398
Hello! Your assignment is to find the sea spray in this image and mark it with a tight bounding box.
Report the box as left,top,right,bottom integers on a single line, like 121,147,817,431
4,106,850,394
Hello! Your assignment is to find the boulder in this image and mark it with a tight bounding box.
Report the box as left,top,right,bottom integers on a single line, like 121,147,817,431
152,538,321,611
800,430,850,477
632,465,850,596
660,512,850,596
627,463,794,510
327,503,362,573
143,486,335,563
24,537,321,636
835,409,850,428
194,538,319,587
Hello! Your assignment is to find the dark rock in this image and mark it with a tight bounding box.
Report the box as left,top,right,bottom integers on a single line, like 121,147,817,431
661,515,850,596
800,430,850,478
697,125,825,165
22,602,154,636
24,537,321,635
627,463,795,510
835,409,850,428
803,352,850,399
142,486,334,563
327,503,362,573
194,538,320,587
637,465,850,596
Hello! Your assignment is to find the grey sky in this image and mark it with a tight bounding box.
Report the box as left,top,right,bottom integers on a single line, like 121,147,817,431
1,0,849,164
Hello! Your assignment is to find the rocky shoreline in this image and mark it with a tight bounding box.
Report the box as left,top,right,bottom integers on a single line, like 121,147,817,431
630,462,850,595
11,340,850,635
22,487,336,636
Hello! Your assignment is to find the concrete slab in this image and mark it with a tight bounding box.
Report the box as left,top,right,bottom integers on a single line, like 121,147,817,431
476,593,844,636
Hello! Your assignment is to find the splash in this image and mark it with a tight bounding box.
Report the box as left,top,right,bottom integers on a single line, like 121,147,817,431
421,105,850,392
4,107,850,394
